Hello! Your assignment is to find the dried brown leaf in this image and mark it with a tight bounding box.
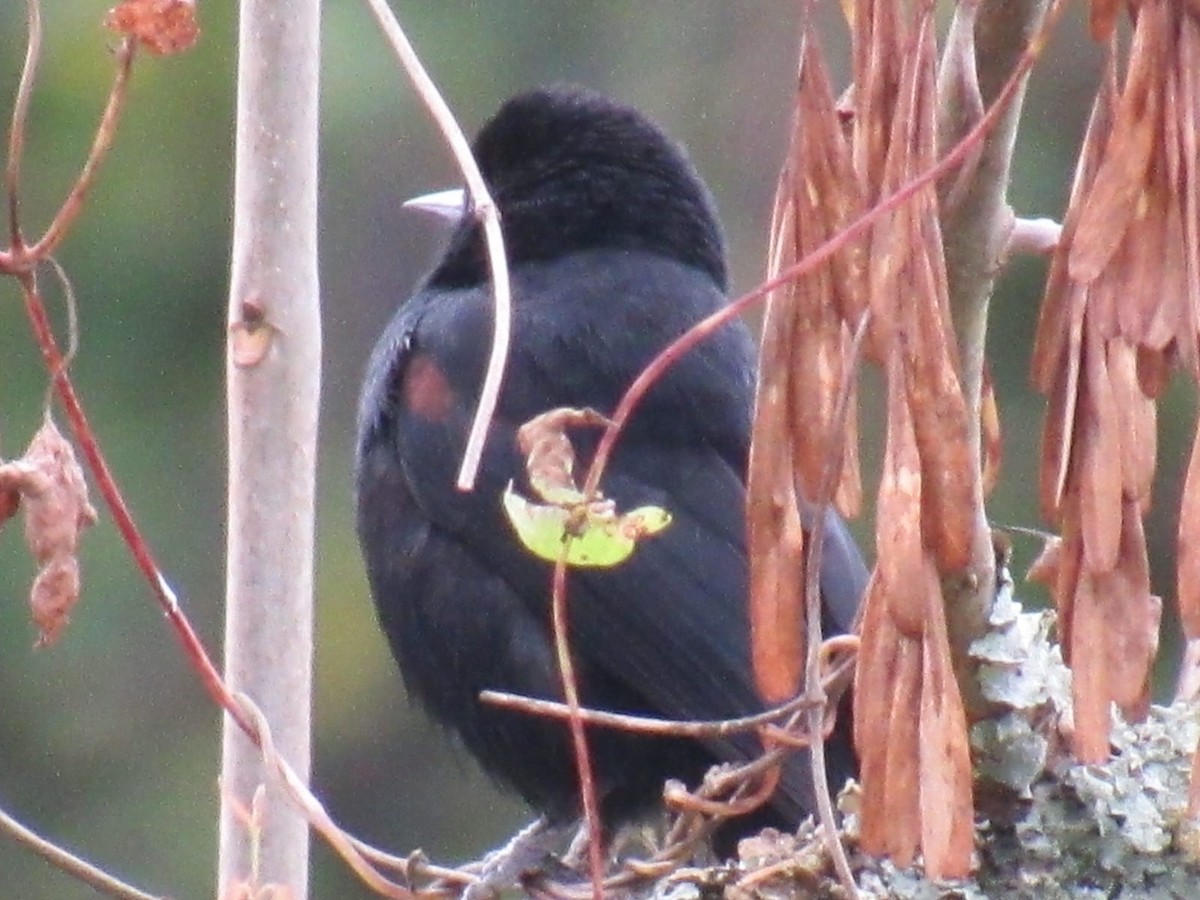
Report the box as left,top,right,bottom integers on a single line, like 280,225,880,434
906,359,976,575
791,296,846,502
0,420,98,646
900,214,977,573
1102,503,1158,718
747,33,873,704
1026,532,1063,587
1070,2,1164,283
1038,351,1074,523
1089,0,1122,42
834,339,864,518
1034,225,1089,522
1107,340,1156,508
31,558,82,650
851,0,908,201
1179,423,1200,638
1031,249,1081,394
515,407,610,506
880,638,922,867
793,35,865,323
878,366,926,639
1054,511,1085,660
1086,264,1119,345
1079,325,1122,572
1140,195,1190,352
1068,573,1113,763
853,571,893,850
917,565,974,881
773,36,866,505
748,285,806,703
1032,56,1112,388
1118,185,1169,345
1069,501,1157,752
1136,345,1173,397
879,15,980,574
852,2,981,876
981,364,1002,498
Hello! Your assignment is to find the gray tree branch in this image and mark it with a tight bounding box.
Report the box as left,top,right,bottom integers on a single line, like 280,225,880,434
218,0,321,895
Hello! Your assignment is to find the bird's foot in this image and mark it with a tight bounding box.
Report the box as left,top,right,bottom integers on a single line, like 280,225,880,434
462,817,572,900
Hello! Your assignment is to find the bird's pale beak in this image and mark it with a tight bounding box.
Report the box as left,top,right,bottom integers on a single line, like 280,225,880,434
402,188,467,222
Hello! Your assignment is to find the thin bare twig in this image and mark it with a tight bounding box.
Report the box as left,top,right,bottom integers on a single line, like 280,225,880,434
5,0,41,250
514,641,860,900
526,699,850,900
480,635,857,737
41,257,81,411
548,554,605,899
233,694,416,900
351,840,471,890
0,801,164,900
26,40,136,261
362,0,511,492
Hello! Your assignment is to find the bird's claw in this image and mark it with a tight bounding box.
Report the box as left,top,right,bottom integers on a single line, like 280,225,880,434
462,817,571,900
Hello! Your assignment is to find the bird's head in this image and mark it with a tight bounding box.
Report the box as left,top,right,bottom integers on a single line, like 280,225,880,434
414,86,728,292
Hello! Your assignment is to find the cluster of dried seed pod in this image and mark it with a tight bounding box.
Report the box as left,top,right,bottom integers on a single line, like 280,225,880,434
1033,0,1200,763
749,1,992,880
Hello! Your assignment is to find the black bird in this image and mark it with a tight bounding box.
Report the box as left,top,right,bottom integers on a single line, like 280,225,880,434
355,87,868,860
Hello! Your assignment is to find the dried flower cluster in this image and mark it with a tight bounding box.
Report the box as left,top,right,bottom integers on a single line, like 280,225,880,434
105,0,199,55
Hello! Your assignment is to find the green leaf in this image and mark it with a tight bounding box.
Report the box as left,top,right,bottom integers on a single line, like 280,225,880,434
501,482,671,568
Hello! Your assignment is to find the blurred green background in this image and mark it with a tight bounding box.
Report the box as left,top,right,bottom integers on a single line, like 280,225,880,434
0,3,1184,898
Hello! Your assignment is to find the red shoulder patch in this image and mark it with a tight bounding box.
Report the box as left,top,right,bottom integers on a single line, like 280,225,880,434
403,353,456,422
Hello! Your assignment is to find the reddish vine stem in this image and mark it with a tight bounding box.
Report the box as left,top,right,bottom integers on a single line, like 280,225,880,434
480,635,857,737
1,41,135,275
549,554,605,900
26,41,135,260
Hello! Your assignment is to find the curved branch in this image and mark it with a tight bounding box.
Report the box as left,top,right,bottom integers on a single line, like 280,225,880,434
362,0,512,492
